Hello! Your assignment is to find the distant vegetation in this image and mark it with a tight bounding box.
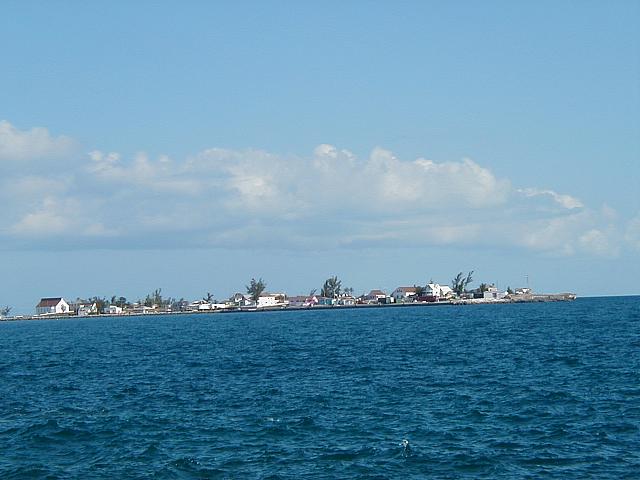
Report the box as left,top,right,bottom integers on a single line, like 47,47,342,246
451,271,474,296
246,278,266,302
321,276,342,298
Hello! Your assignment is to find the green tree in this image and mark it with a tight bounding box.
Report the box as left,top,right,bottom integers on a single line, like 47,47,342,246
414,285,426,296
246,278,266,302
451,271,474,296
203,292,214,303
507,286,514,295
321,276,342,298
0,306,11,317
479,283,489,293
144,288,164,307
89,296,106,314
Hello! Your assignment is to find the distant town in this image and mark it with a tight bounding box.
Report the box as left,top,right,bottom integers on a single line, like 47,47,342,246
0,271,576,321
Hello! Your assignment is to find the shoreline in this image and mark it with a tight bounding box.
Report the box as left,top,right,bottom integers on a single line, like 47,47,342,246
0,294,578,322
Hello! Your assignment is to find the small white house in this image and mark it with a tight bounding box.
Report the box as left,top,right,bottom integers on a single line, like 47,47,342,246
36,297,70,315
514,287,532,295
337,295,356,306
77,303,98,316
230,293,253,307
131,305,155,314
483,286,507,300
425,283,453,299
391,286,419,302
188,300,213,311
105,305,123,315
257,293,288,308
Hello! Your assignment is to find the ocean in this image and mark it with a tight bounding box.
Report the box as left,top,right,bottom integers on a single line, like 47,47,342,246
1,296,638,478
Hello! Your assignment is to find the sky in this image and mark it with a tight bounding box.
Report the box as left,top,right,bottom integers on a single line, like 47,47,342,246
1,1,639,313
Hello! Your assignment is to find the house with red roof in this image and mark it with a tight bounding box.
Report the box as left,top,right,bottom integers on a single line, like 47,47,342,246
35,297,70,316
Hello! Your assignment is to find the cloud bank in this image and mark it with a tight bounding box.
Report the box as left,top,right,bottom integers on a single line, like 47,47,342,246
0,121,635,258
0,120,74,162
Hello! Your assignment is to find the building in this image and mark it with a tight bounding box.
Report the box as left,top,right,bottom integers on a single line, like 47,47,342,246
230,293,252,307
483,286,507,300
257,293,288,308
425,283,453,300
364,290,391,304
105,305,123,315
316,296,335,306
337,295,356,306
36,297,70,315
131,304,155,314
289,295,318,307
188,300,213,311
391,286,419,302
77,303,98,316
514,287,532,295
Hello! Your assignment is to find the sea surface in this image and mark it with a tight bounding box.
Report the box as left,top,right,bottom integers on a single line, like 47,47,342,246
1,296,639,479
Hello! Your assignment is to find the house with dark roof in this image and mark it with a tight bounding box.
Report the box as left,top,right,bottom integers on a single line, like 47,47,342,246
35,297,70,316
364,289,389,304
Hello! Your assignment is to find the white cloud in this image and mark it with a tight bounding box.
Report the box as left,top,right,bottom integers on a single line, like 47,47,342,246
9,197,77,236
625,214,640,251
518,188,584,209
0,120,74,161
0,136,635,258
579,229,612,257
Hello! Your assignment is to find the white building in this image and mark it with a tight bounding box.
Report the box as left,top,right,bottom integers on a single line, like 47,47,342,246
337,295,356,306
230,293,253,307
36,297,70,315
425,283,453,299
257,293,288,308
514,287,532,295
483,286,507,300
131,305,155,314
105,305,123,315
391,286,419,302
77,303,98,316
188,300,213,311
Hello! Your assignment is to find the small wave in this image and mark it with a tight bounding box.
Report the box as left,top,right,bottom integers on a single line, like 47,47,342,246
166,456,225,478
545,355,582,367
519,456,578,467
319,447,376,462
451,453,495,473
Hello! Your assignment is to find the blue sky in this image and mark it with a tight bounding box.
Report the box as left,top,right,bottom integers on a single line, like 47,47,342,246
1,1,639,313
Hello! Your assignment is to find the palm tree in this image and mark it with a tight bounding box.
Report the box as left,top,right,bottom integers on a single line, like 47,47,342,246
203,292,214,303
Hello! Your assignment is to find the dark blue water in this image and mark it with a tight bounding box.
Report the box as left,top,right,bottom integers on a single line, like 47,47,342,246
1,297,639,479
